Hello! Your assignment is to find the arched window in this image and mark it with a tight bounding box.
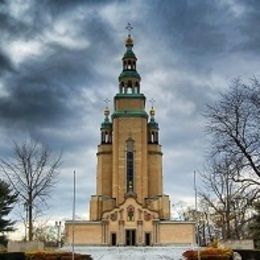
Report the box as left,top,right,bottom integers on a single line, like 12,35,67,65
101,132,105,143
127,60,131,70
151,132,154,143
105,131,109,143
120,82,124,93
126,138,134,192
135,82,139,94
155,132,158,144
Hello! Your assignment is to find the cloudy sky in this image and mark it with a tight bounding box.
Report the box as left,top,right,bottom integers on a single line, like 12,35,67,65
1,0,260,234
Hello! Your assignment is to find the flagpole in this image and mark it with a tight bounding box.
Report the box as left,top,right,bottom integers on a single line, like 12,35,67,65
72,170,76,260
194,170,201,260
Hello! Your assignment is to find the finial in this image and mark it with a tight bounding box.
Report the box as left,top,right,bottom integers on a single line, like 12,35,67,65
125,23,134,48
103,98,111,121
149,98,156,119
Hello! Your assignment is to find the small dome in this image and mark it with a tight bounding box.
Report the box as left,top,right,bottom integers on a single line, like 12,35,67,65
123,49,136,59
119,70,141,81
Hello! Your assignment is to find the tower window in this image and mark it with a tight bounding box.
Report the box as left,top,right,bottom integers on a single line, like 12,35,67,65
127,151,133,191
127,60,131,70
120,82,124,93
105,131,109,143
101,131,112,144
126,138,134,192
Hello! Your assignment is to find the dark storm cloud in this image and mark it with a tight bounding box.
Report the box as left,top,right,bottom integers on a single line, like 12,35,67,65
0,0,118,135
151,0,227,54
0,50,13,74
235,0,260,52
143,0,260,72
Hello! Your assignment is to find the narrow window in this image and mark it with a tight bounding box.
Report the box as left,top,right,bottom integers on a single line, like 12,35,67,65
151,132,154,143
101,132,105,143
126,138,134,192
105,132,109,143
128,60,131,70
133,61,136,70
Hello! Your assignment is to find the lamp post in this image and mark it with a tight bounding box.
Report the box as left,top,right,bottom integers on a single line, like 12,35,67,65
55,221,62,248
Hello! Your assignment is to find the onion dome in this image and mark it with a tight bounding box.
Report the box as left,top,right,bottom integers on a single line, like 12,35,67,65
148,106,159,129
101,106,112,129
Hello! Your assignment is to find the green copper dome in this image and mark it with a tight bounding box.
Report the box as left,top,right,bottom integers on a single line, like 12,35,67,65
119,70,141,81
148,120,159,129
101,121,112,129
123,49,136,59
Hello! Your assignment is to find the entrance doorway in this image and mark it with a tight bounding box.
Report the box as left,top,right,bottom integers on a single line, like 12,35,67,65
111,233,117,246
145,233,151,246
125,229,136,246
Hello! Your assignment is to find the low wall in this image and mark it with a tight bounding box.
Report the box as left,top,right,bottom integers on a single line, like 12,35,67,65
158,222,195,245
220,239,254,250
8,241,44,252
65,222,103,245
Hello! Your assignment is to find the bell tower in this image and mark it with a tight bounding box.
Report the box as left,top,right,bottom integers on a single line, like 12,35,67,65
90,29,170,221
66,27,196,247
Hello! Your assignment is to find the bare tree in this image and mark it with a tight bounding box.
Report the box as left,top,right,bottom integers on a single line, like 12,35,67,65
173,201,215,245
200,157,259,240
0,140,61,241
205,78,260,185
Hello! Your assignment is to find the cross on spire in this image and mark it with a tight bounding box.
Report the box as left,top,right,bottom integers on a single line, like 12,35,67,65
104,98,111,106
149,98,156,107
125,23,133,34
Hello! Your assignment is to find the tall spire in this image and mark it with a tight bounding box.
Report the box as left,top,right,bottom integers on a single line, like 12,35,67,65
118,24,141,95
148,99,159,144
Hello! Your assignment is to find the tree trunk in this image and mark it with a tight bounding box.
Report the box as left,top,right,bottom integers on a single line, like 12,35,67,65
226,213,231,240
28,194,33,241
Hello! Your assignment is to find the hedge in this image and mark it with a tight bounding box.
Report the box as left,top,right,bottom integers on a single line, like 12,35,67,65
0,252,92,260
183,247,233,260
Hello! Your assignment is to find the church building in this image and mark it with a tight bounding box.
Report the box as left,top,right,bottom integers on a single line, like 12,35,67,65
65,31,195,246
